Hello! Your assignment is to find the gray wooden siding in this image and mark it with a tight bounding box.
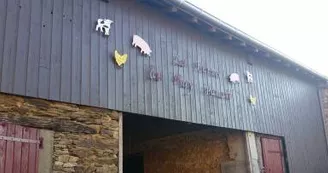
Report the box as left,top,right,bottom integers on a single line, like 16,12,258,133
0,0,327,171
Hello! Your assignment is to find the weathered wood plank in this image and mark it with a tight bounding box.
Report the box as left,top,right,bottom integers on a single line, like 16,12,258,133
0,0,6,89
38,0,53,98
0,115,97,134
90,0,100,106
0,122,7,172
71,0,83,104
60,0,73,102
81,0,91,105
26,0,42,97
49,0,64,100
13,125,23,173
21,126,30,173
4,123,15,173
13,0,31,95
99,0,109,108
1,0,19,92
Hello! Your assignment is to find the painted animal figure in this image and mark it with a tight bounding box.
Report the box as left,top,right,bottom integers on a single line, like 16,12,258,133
132,35,152,56
229,73,240,83
114,50,128,67
95,19,113,36
246,71,253,83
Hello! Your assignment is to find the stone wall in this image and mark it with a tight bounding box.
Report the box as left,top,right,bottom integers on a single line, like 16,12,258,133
0,93,120,173
136,129,246,173
321,88,328,146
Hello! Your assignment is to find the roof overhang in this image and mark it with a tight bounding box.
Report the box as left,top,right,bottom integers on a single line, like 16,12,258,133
134,0,328,84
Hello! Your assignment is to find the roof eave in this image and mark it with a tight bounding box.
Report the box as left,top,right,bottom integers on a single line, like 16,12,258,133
144,0,328,83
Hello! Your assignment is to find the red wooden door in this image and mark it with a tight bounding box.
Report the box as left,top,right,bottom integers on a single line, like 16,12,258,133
0,123,40,173
261,137,284,173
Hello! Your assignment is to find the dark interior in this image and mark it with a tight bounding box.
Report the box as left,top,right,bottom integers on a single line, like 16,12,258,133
123,113,210,173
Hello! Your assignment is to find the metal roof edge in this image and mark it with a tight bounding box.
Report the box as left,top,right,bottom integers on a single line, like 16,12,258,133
149,0,328,82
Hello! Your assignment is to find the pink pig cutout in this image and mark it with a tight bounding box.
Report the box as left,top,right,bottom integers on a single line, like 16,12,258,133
229,73,240,83
132,35,152,57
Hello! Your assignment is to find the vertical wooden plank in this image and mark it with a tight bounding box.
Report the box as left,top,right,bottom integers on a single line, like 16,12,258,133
194,35,202,124
90,0,100,106
242,53,252,131
0,0,7,88
49,0,63,100
223,51,231,128
178,28,185,121
209,43,217,125
234,53,244,129
4,124,15,173
38,0,53,99
21,126,30,173
0,123,8,173
207,41,214,125
28,128,38,173
60,0,73,102
161,18,169,119
81,0,91,105
35,130,40,173
230,54,238,129
142,8,151,116
156,15,164,118
184,31,192,122
13,125,23,173
172,25,180,120
13,0,31,95
150,13,158,117
135,9,144,114
198,36,206,124
127,4,137,112
114,1,123,111
178,27,186,122
71,0,82,104
191,33,199,124
1,0,20,93
215,45,229,127
99,0,108,108
26,0,42,96
166,19,175,120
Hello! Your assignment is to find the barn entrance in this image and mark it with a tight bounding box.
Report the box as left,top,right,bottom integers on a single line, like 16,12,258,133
0,123,41,173
123,113,249,173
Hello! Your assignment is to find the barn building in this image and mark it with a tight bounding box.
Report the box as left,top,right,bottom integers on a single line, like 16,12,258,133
0,0,328,172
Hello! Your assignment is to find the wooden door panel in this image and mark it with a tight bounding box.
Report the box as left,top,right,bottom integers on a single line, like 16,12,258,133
261,137,284,173
0,123,40,173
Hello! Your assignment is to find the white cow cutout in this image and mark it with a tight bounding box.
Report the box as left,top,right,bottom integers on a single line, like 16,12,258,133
95,19,113,36
246,71,253,83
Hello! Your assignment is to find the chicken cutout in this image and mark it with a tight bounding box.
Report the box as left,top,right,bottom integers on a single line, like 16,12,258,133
246,71,253,83
229,73,240,83
114,50,128,67
132,35,152,56
95,19,113,36
249,95,257,105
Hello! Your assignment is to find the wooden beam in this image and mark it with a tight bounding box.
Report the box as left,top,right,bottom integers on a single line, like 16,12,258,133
0,114,97,134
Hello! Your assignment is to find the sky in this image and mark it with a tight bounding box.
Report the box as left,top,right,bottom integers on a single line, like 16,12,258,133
188,0,328,76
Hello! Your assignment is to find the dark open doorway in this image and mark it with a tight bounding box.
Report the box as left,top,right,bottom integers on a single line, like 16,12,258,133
123,113,248,173
123,113,208,173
